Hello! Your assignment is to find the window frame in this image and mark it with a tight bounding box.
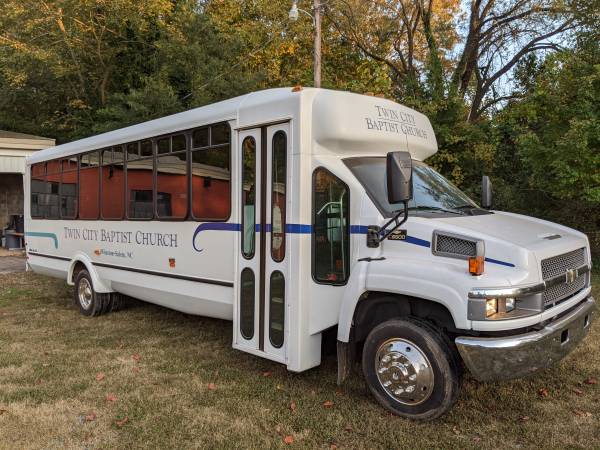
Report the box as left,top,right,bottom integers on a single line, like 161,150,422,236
311,166,351,286
30,162,47,219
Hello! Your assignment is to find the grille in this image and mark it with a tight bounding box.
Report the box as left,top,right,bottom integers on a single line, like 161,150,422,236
541,248,587,306
435,234,477,257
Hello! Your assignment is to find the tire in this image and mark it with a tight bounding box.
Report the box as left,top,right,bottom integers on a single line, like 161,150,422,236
362,318,461,420
74,269,109,317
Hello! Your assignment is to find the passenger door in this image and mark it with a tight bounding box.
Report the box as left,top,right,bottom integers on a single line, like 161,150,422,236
234,124,290,363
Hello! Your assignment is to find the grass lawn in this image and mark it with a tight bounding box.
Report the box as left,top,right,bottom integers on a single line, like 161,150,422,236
0,270,598,449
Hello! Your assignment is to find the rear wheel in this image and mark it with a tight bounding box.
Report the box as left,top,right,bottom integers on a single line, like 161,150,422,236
362,318,461,420
74,269,112,317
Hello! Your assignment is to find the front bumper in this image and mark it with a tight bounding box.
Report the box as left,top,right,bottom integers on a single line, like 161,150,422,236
455,296,596,381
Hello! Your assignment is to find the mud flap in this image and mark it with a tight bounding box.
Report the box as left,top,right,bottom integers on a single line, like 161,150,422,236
337,340,355,385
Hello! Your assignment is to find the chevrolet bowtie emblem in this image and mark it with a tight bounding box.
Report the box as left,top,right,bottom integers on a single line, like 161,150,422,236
565,268,578,283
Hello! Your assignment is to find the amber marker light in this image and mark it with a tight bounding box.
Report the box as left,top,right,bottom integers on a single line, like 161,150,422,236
468,255,484,276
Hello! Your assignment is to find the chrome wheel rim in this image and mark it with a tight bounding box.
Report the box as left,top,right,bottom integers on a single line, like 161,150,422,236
375,338,434,406
78,278,93,310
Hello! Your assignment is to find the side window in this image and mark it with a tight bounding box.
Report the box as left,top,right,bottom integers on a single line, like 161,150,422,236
241,136,256,259
271,131,287,262
79,151,100,219
312,168,350,284
101,147,125,219
45,160,61,219
156,134,188,219
60,157,78,219
30,163,46,219
127,140,154,219
191,123,231,221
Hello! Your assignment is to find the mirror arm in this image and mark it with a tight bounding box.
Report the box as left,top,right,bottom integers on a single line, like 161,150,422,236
367,201,409,247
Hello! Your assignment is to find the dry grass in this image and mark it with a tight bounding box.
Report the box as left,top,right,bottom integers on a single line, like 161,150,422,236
0,271,598,449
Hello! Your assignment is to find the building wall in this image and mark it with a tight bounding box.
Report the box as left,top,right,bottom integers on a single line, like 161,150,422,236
0,174,23,228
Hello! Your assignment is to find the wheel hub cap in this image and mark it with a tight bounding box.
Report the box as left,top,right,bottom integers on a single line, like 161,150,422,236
375,338,434,405
78,278,93,310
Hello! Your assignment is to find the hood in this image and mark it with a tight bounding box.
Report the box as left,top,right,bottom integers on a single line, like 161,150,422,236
433,211,588,256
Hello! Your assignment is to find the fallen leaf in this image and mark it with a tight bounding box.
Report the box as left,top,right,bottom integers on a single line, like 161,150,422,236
0,409,7,415
323,400,334,408
473,436,482,443
275,425,282,434
262,371,272,377
96,372,105,382
573,409,592,417
283,435,294,444
520,416,530,422
573,388,584,396
453,426,461,435
330,444,337,450
289,402,297,413
106,393,117,402
115,416,129,427
85,412,97,422
207,383,217,390
584,377,597,385
538,388,549,397
132,367,140,374
131,354,141,362
344,424,353,432
42,363,50,367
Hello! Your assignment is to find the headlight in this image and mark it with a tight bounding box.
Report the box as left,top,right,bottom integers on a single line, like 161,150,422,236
505,297,516,313
485,298,516,317
485,299,497,317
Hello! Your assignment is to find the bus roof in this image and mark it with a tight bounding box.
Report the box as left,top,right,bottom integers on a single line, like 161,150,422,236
27,88,437,165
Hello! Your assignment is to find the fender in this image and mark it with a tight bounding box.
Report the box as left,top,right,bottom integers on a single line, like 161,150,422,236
337,257,469,343
67,252,112,293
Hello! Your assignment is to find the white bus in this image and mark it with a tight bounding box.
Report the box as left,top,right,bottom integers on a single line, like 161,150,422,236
25,87,595,419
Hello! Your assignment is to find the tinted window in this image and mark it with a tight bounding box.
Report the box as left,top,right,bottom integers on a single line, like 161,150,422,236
241,137,256,259
156,145,188,219
271,131,287,262
127,149,154,219
60,158,78,219
45,160,61,219
312,168,350,284
191,123,231,220
269,271,285,348
101,147,125,219
240,268,255,340
79,152,100,219
30,163,46,218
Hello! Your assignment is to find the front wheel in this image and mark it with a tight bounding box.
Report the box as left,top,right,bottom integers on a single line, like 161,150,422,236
362,318,461,420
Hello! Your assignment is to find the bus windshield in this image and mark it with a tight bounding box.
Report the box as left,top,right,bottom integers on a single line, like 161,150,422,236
345,157,478,217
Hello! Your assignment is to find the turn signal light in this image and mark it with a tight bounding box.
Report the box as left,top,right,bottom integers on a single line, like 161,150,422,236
468,256,484,276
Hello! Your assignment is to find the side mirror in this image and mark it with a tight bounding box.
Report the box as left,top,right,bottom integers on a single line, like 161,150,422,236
386,151,413,204
482,175,492,209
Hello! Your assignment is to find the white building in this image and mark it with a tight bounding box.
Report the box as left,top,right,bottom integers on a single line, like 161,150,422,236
0,131,55,229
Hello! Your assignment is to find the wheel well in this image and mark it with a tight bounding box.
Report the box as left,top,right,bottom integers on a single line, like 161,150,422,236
352,292,457,343
71,261,87,283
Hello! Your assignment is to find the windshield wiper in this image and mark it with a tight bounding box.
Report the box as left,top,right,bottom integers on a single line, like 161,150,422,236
408,206,465,215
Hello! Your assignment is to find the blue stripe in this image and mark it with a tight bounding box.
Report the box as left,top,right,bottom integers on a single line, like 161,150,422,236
350,225,369,234
193,222,240,252
405,235,431,248
25,232,58,249
191,222,513,267
485,257,515,268
285,223,311,234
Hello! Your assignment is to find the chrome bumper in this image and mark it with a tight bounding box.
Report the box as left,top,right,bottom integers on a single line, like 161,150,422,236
455,296,596,381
